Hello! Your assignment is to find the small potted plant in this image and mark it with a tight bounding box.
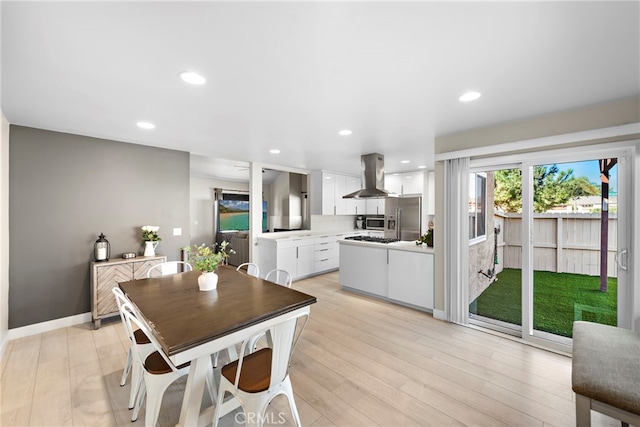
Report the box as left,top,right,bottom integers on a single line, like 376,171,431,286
141,225,161,256
183,241,235,291
416,222,434,247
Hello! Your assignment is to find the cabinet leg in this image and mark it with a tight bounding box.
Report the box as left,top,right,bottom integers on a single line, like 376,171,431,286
93,319,101,330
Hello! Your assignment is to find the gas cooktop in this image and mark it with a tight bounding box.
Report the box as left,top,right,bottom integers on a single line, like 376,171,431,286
344,236,400,244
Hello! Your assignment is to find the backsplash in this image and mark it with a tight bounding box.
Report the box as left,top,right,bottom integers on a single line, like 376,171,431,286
310,215,356,232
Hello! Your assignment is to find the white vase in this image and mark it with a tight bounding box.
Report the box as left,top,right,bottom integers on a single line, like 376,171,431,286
198,271,218,291
144,241,159,257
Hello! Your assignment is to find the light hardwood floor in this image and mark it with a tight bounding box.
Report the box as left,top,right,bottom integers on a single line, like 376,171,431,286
0,271,621,427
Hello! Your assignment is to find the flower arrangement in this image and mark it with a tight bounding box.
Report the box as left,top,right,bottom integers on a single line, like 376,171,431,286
141,225,161,242
183,241,236,273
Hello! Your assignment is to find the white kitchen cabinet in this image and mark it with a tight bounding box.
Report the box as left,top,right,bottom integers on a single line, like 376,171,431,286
386,171,424,196
311,171,360,215
333,173,347,215
339,243,388,295
387,249,433,309
258,233,342,281
280,237,314,279
338,241,434,311
314,235,338,272
345,175,366,215
365,198,385,215
402,171,424,195
385,174,402,195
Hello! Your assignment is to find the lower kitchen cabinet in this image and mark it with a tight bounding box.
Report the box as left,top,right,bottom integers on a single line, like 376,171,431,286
339,244,388,295
260,237,316,281
339,242,434,311
387,249,433,309
91,255,166,328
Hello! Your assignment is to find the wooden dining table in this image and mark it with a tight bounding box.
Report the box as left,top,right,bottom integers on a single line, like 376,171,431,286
119,265,317,427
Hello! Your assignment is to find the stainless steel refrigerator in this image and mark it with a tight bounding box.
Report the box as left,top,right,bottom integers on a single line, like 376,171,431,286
384,196,421,240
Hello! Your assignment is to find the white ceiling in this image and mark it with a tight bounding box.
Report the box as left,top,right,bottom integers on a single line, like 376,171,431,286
2,1,639,180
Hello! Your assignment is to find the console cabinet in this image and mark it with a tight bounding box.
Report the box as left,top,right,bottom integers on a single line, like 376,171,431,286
91,255,166,328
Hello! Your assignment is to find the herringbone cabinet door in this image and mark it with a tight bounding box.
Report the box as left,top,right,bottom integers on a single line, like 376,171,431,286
133,259,163,279
96,264,133,316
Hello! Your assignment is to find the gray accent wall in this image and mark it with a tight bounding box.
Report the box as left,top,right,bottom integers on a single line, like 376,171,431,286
9,126,190,329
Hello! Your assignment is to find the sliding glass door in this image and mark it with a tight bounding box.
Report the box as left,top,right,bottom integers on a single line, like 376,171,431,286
468,146,632,348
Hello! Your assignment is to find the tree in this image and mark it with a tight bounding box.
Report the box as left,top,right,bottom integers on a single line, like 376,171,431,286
494,165,600,213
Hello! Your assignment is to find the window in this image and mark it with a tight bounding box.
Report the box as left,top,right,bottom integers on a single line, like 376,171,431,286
469,172,486,243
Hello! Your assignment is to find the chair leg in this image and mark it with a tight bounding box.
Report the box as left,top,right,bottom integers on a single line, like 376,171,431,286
132,380,146,422
283,378,302,427
212,381,228,427
575,394,592,427
121,347,133,386
129,362,143,409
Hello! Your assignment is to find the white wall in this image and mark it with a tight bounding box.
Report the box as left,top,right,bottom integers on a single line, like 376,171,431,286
189,176,249,246
0,111,9,357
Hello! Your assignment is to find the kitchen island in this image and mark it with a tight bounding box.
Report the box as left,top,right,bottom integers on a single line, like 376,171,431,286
339,239,434,311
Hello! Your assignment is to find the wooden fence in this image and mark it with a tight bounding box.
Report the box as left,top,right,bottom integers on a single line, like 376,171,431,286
495,212,618,278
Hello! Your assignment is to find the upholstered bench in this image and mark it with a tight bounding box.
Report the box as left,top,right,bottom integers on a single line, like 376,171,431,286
572,321,640,426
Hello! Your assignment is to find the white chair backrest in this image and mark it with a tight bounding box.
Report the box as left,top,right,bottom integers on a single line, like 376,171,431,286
119,299,181,373
236,262,259,278
234,311,309,390
112,287,130,336
146,261,192,278
265,269,292,288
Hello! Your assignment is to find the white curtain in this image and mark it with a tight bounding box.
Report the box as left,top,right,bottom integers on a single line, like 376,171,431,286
444,157,470,324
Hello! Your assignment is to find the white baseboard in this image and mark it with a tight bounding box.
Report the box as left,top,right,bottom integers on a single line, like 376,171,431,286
8,312,92,340
432,309,446,321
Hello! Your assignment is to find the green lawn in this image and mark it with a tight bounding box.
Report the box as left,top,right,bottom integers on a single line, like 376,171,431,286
469,268,617,338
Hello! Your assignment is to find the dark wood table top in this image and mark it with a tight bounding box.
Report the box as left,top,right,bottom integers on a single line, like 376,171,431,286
119,266,317,356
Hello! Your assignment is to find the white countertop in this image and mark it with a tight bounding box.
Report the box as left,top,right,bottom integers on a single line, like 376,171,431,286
339,239,435,254
257,229,367,241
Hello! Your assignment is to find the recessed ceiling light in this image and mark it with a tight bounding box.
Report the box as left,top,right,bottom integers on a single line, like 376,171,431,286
418,165,427,169
393,173,400,176
338,129,352,136
136,121,155,130
400,160,410,164
269,149,280,154
459,91,481,102
179,71,206,85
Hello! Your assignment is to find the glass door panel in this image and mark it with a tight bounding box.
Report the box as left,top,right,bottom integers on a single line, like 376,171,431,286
531,159,618,342
468,167,523,334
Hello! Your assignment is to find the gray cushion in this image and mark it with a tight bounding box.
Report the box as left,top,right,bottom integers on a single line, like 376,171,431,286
572,321,640,415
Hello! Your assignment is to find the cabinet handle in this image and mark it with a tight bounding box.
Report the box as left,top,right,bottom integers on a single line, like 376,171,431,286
296,247,299,258
334,205,336,215
320,249,328,252
321,259,329,262
387,250,389,264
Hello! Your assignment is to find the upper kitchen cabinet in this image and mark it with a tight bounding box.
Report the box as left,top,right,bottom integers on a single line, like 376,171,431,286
401,171,424,195
345,175,366,215
387,171,424,196
311,171,364,215
385,174,402,195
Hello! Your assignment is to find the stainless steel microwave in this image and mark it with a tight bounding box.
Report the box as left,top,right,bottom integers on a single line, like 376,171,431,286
365,216,385,230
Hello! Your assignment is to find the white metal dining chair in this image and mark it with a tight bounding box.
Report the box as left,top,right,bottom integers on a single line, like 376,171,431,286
236,262,260,278
212,311,309,427
112,287,155,411
245,269,293,353
264,269,292,288
146,261,192,278
120,299,215,427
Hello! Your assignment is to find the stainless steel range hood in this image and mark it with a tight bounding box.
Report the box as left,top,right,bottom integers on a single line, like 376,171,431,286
343,153,391,199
